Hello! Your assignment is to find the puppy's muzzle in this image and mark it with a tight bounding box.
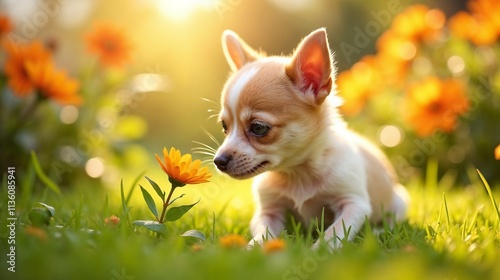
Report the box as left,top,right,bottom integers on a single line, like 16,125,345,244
214,153,232,172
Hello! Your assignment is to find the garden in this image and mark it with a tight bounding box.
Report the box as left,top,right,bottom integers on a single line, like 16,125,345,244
1,0,500,279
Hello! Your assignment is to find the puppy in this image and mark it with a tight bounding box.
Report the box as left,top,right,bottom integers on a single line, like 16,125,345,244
213,28,409,250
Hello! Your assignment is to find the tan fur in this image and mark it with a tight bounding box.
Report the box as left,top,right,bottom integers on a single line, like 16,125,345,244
214,28,409,251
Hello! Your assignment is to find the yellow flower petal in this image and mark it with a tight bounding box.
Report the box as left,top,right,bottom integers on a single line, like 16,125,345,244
156,147,212,185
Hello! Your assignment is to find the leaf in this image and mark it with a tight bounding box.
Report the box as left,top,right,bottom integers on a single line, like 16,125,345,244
181,229,206,242
145,176,165,200
168,194,186,206
38,202,55,217
133,220,168,235
140,185,158,219
29,207,52,227
31,151,61,195
165,199,200,222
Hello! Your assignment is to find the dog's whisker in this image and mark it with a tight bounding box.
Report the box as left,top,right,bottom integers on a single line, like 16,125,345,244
192,129,222,165
207,113,220,121
202,98,221,122
202,97,221,108
192,148,216,157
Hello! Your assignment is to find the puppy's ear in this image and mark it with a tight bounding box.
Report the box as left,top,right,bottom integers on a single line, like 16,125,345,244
286,28,334,105
222,30,261,71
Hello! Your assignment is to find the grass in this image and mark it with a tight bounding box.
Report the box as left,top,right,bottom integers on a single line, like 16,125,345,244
1,163,500,280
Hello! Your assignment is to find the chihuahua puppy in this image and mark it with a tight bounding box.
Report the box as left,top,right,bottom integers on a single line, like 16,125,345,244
213,28,409,250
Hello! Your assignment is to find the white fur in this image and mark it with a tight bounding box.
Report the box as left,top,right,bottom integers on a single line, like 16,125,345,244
228,66,259,112
215,29,409,251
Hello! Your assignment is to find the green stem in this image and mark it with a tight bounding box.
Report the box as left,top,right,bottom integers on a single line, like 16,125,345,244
158,184,177,223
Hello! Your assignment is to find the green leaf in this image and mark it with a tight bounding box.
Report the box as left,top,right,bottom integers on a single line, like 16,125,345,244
133,220,168,235
38,202,55,217
165,199,200,222
168,194,185,206
181,229,206,242
29,207,52,227
140,185,158,219
145,176,165,200
31,151,61,195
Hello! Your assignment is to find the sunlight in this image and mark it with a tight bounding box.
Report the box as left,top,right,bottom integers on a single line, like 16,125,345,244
156,0,216,21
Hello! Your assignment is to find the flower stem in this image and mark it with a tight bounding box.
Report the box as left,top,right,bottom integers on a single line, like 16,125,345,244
158,184,176,223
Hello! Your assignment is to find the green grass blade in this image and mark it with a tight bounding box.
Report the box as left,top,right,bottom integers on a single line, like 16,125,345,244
120,179,132,227
211,212,215,245
477,169,500,223
20,162,35,206
443,193,450,228
120,179,127,214
30,151,61,195
126,170,146,205
467,205,483,234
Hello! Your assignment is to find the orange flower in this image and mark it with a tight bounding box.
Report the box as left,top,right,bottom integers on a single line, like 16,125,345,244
375,5,445,81
3,40,52,95
338,56,382,115
390,5,445,43
495,145,500,160
25,226,48,241
263,238,286,253
469,0,500,31
85,22,132,68
0,14,12,37
155,147,211,187
191,244,204,252
405,77,469,137
219,234,247,249
25,60,82,105
104,215,120,226
376,31,417,62
449,0,500,45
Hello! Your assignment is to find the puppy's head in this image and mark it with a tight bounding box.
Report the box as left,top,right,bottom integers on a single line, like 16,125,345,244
214,28,337,179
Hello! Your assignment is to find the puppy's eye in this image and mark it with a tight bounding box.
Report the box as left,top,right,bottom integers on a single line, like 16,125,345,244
250,121,270,137
221,121,228,133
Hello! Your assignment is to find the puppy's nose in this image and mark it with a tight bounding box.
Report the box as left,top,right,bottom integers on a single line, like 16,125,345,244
214,154,232,171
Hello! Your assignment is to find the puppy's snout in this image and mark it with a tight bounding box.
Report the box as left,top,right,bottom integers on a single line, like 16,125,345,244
214,154,232,171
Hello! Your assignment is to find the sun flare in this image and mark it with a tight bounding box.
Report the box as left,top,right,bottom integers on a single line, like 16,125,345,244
156,0,216,21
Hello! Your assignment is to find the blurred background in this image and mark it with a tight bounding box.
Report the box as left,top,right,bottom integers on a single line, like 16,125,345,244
1,0,499,212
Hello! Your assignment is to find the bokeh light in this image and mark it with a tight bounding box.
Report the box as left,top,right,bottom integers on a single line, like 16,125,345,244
447,55,465,75
59,105,79,124
85,157,105,178
378,125,404,147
